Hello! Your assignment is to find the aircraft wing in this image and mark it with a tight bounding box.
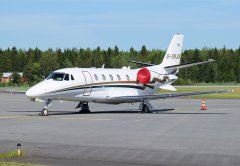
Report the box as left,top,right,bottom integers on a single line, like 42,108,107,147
0,90,26,95
108,90,232,102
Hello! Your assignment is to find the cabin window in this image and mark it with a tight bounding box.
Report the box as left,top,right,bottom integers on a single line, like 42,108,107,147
71,75,74,80
64,74,69,81
126,75,130,81
117,75,121,81
109,74,113,81
47,72,65,81
102,74,106,81
94,74,98,81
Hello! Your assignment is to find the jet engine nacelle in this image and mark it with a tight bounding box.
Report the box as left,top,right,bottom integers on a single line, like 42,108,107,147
137,68,178,84
137,68,151,84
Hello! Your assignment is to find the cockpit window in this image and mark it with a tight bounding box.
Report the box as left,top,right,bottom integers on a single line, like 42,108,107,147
47,73,65,81
64,74,69,81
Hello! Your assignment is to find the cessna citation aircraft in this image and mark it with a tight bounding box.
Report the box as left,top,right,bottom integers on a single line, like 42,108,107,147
5,34,231,116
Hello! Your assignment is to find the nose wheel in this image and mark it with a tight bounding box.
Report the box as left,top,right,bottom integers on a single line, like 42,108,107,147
39,99,52,116
40,108,49,116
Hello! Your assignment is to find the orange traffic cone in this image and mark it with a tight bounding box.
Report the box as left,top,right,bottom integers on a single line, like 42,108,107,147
201,98,207,110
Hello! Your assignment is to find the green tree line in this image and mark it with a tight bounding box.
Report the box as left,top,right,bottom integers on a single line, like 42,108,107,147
0,46,239,85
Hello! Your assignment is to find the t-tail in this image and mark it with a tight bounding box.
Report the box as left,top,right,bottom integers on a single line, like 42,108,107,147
159,34,214,74
129,34,215,74
160,34,184,68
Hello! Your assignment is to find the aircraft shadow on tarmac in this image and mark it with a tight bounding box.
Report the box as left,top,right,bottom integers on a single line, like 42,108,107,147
9,109,228,116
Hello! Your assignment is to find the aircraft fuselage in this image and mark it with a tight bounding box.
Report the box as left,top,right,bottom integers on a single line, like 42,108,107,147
26,67,175,104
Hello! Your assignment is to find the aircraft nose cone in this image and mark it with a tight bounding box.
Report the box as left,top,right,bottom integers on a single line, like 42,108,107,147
26,80,49,98
26,88,35,98
26,87,42,98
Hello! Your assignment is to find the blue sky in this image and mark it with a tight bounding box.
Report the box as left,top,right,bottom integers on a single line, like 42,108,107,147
0,0,239,50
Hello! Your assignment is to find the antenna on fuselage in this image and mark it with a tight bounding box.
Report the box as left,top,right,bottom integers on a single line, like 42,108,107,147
102,64,105,68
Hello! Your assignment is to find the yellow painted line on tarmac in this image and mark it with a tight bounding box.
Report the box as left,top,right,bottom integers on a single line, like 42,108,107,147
0,116,112,121
0,116,33,119
60,117,112,121
0,116,49,119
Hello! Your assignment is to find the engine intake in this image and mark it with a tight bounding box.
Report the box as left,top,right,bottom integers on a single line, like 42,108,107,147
137,68,151,84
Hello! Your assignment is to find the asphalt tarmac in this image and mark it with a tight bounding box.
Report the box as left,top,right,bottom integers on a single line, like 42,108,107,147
0,94,240,166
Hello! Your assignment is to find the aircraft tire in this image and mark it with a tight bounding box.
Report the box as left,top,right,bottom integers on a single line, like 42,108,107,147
142,104,150,113
40,108,49,116
79,109,91,113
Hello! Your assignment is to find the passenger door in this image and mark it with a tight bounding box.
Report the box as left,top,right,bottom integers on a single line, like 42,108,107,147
82,71,93,96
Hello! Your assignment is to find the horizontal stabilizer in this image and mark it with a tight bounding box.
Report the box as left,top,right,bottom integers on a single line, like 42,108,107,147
165,59,215,70
128,60,155,66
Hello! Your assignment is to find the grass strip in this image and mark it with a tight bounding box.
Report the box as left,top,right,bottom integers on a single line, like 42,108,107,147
0,151,45,166
0,162,45,166
0,151,25,159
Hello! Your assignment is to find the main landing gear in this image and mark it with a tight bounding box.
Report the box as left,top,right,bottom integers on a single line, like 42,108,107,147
76,101,91,113
139,100,153,113
39,99,52,116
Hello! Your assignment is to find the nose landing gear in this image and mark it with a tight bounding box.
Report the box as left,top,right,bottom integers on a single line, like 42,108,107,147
39,99,52,116
41,108,49,116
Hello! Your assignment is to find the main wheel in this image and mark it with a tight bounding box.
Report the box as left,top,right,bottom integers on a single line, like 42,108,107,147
79,103,90,113
82,104,89,111
142,104,150,113
79,109,91,113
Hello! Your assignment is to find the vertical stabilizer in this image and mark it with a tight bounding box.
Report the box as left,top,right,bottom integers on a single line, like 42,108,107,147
161,34,184,67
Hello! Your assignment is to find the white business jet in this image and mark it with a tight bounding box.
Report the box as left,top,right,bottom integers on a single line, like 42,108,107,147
9,34,231,116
